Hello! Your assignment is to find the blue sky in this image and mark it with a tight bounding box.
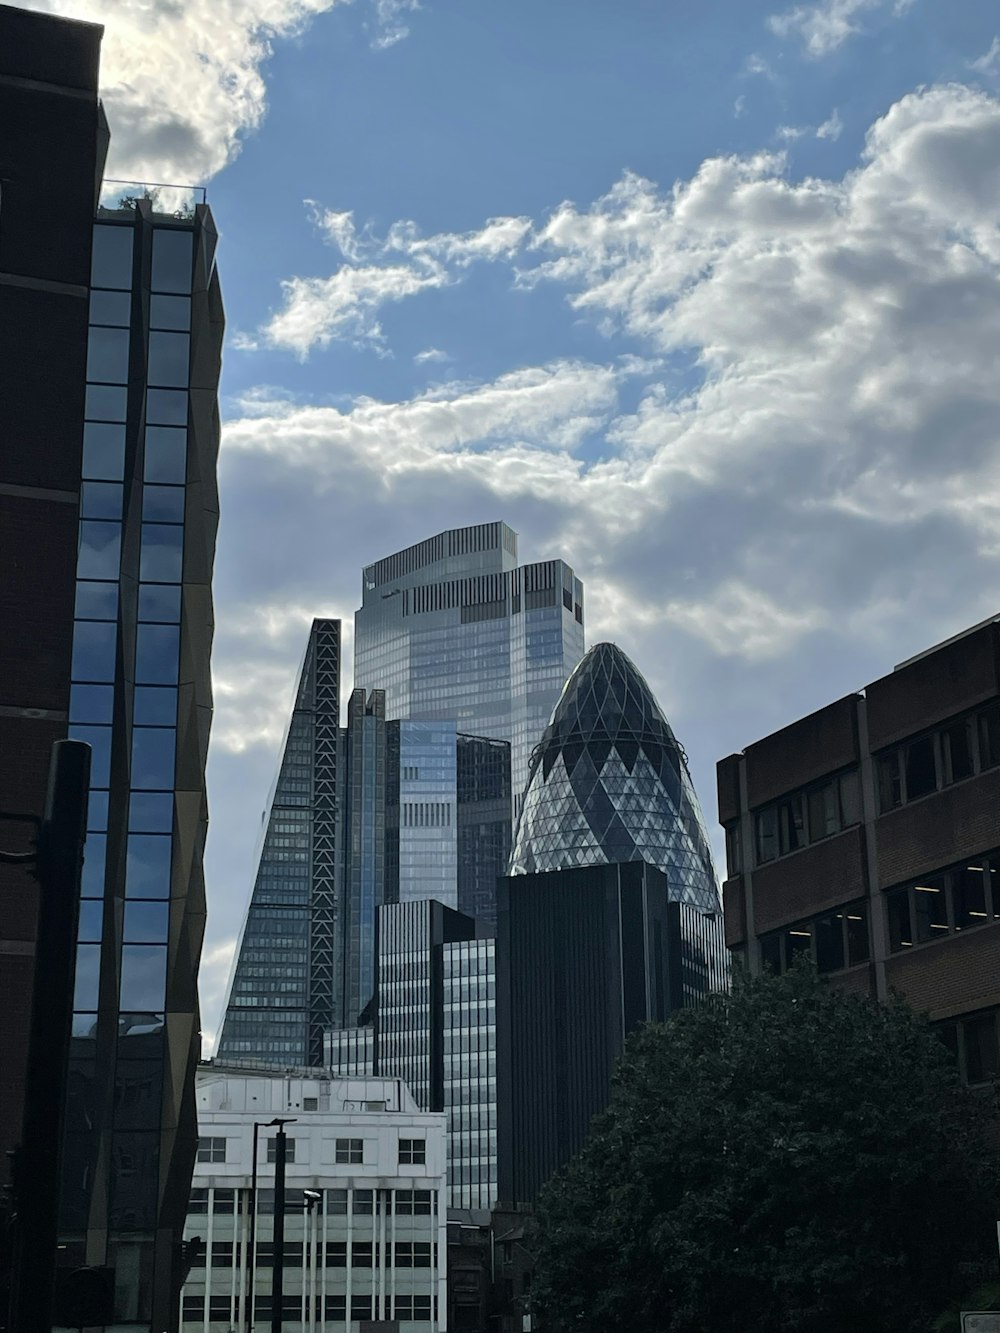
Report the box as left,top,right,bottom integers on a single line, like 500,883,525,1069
28,0,1000,1048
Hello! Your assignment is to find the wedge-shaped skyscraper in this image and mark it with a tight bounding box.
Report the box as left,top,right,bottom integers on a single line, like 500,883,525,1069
509,641,721,912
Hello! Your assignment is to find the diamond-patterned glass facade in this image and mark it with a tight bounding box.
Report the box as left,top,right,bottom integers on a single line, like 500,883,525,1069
509,642,720,912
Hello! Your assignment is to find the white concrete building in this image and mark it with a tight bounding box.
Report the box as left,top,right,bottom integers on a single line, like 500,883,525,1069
181,1066,447,1332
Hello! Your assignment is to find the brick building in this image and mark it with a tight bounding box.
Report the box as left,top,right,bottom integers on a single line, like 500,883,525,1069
718,616,1000,1080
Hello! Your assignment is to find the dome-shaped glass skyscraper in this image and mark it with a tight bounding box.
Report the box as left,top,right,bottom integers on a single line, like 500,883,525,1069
508,641,720,912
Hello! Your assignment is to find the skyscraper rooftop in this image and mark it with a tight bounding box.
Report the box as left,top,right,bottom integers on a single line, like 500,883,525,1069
508,642,720,912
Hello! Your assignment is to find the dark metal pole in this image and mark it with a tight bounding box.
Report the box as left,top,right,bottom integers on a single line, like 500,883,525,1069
7,740,90,1333
270,1125,288,1333
246,1121,260,1333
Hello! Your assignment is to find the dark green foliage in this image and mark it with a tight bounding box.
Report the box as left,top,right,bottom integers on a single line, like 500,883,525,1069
533,965,999,1333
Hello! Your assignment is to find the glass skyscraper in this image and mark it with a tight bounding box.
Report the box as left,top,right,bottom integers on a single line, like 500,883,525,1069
353,521,585,806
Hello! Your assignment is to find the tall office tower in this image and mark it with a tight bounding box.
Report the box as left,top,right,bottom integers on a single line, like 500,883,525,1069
353,521,586,804
456,733,512,926
217,619,342,1067
498,641,727,1203
0,9,224,1326
375,902,498,1210
496,864,727,1206
509,641,721,911
343,687,386,1026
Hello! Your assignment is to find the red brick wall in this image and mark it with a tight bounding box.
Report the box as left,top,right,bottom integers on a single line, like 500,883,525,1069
884,922,1000,1018
745,695,860,809
752,826,868,933
875,769,1000,887
723,876,746,947
826,962,876,999
716,754,742,826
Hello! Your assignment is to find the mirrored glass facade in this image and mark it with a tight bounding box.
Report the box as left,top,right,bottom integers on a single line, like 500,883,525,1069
509,642,721,913
443,938,497,1210
353,523,585,805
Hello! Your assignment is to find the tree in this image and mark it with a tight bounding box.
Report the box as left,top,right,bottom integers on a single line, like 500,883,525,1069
533,965,999,1333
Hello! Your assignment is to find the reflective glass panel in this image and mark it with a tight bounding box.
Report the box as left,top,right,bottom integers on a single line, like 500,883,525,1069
128,794,173,835
72,620,116,682
68,724,112,787
114,1060,164,1130
131,728,176,790
78,900,104,943
85,384,127,423
70,683,114,724
81,482,123,520
90,289,132,326
82,422,126,480
146,389,187,427
147,332,190,387
126,833,172,892
81,832,107,895
135,625,179,683
87,791,109,832
134,687,177,726
120,945,167,1009
91,225,134,290
151,229,193,293
77,521,121,580
124,902,169,943
150,294,191,330
72,1012,100,1039
87,327,130,384
144,426,187,482
139,525,183,582
74,943,101,1009
142,485,185,523
75,581,118,620
138,584,181,623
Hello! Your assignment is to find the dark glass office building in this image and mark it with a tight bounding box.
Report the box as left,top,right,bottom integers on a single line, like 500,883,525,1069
0,8,223,1326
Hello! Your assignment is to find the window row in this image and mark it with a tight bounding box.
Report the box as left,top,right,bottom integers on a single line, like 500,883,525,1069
753,769,860,867
886,856,1000,952
188,1187,433,1217
67,724,176,790
78,520,184,583
87,326,190,387
83,422,186,483
760,900,870,975
878,703,1000,812
73,622,179,685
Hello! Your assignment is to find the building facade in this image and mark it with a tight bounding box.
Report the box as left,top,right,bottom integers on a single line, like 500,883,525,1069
353,522,585,805
1,10,223,1327
496,862,727,1206
718,616,1000,1083
181,1067,448,1332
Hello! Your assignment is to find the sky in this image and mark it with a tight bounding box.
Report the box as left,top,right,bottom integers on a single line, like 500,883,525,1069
25,0,1000,1051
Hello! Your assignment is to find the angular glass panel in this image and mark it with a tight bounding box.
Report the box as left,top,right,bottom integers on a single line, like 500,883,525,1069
77,521,121,580
108,1133,160,1232
87,790,109,832
81,832,107,896
126,833,173,893
139,524,183,582
70,683,114,724
128,793,173,835
124,901,169,943
144,426,187,482
72,620,116,683
146,389,187,427
134,687,177,726
120,945,167,1009
91,224,134,290
151,228,193,293
131,727,176,790
114,1059,164,1131
75,580,119,620
147,331,190,387
90,289,132,326
78,899,104,942
142,485,185,523
150,294,191,330
87,326,130,384
72,1012,100,1040
74,943,101,1009
85,384,127,423
81,482,123,520
68,724,112,787
82,422,126,480
135,624,179,683
138,584,181,623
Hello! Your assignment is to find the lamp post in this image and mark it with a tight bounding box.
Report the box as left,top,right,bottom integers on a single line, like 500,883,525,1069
303,1190,321,1333
245,1117,295,1333
270,1118,296,1333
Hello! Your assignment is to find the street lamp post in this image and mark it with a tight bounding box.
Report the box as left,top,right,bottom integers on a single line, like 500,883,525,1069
303,1190,321,1333
270,1119,296,1333
246,1117,296,1333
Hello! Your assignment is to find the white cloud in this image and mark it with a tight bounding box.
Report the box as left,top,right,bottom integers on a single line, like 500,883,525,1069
816,107,844,140
414,347,451,364
767,0,907,57
970,37,1000,77
734,94,747,119
370,0,419,49
778,125,808,141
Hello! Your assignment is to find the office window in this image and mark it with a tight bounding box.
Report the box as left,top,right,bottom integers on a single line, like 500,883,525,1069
394,1242,432,1268
886,855,1000,953
754,770,860,866
335,1137,363,1164
196,1137,226,1163
399,1138,426,1166
759,901,869,975
266,1137,296,1164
